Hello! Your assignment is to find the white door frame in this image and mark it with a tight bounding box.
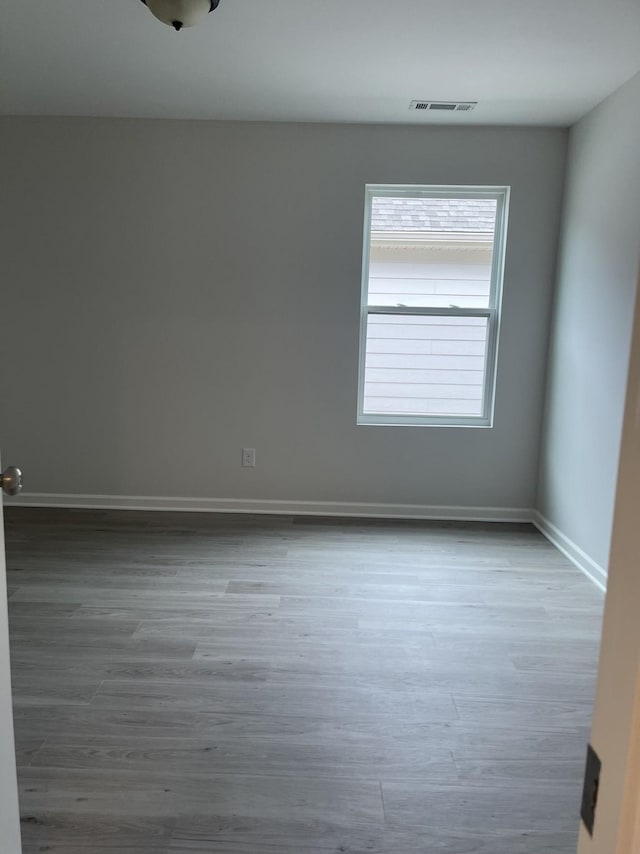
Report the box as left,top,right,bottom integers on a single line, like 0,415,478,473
0,471,23,853
578,273,640,854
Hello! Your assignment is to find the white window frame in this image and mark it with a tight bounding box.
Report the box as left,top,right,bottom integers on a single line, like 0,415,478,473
357,184,510,428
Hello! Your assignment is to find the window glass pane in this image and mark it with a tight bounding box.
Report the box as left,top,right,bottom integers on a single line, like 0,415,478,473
363,314,487,417
368,197,497,309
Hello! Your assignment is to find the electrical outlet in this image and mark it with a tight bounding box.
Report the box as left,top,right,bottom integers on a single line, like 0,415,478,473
242,448,256,468
581,744,601,837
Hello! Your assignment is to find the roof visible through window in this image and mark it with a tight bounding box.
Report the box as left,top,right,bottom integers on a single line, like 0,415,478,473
371,197,498,235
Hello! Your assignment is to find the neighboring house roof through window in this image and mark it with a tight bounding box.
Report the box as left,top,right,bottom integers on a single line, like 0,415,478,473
371,197,497,234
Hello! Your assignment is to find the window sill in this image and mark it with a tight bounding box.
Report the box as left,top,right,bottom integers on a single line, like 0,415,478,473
357,415,493,428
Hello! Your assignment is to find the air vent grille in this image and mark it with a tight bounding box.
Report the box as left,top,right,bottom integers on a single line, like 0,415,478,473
410,101,477,113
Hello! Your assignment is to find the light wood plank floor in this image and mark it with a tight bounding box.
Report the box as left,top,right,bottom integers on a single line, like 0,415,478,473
4,509,604,854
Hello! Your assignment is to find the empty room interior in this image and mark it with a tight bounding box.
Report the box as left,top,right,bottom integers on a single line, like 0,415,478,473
1,2,640,853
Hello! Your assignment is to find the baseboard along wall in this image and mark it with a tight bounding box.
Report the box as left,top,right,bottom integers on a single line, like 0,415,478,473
532,511,608,592
7,492,533,523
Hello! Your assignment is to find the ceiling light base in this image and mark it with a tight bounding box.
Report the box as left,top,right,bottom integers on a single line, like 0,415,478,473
140,0,220,30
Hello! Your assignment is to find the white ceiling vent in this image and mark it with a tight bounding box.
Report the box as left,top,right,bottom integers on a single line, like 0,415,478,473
410,101,477,113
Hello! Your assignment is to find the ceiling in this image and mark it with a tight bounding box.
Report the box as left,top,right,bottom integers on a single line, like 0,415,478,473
2,0,640,126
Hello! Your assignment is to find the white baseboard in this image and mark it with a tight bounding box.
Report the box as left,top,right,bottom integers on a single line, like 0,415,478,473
533,511,607,592
6,492,532,524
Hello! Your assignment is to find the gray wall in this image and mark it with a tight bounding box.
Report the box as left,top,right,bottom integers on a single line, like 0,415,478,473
0,118,566,510
538,71,640,569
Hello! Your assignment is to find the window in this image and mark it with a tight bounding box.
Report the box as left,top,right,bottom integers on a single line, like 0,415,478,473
357,185,509,427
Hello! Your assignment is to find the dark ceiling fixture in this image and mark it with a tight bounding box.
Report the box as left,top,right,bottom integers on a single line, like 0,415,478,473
140,0,221,31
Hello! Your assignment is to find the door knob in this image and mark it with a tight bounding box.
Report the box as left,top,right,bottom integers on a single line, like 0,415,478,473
1,466,23,497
